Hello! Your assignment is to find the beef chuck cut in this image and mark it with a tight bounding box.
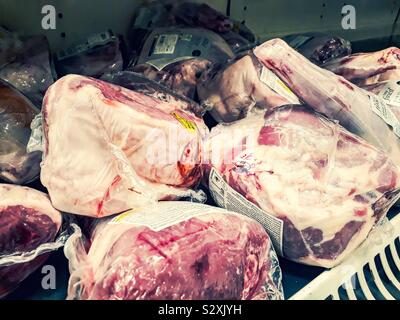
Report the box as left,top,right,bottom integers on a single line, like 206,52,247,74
0,184,62,298
65,202,283,300
253,39,400,164
41,75,208,218
204,105,400,267
323,47,400,86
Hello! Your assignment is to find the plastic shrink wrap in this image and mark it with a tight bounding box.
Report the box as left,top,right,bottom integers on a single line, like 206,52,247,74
0,28,54,107
204,105,400,268
323,47,400,86
0,184,63,298
284,33,351,65
54,31,124,78
128,27,234,100
65,201,283,300
41,75,208,218
0,79,42,184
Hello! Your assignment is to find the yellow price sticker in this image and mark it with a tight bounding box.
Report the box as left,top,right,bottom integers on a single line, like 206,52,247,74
278,79,295,95
171,112,197,133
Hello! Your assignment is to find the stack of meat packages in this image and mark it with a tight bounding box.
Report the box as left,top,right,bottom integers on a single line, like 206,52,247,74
1,0,400,301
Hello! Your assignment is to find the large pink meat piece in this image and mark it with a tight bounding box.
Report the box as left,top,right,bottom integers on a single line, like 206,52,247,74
253,39,400,163
197,55,292,123
205,105,400,267
323,47,400,86
0,184,62,298
41,75,208,218
65,202,283,300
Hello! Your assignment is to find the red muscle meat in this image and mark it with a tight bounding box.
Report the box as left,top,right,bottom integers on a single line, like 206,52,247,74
0,184,62,298
65,202,283,300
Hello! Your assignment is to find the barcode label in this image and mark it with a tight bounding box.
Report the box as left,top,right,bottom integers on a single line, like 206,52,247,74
153,34,179,55
369,95,400,138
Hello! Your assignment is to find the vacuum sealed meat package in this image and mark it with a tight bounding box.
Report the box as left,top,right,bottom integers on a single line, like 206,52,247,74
204,105,400,268
323,47,400,86
0,79,42,184
101,71,206,117
55,31,124,78
284,33,352,65
129,27,234,100
253,38,400,164
0,184,63,298
65,201,283,300
41,75,208,218
168,1,256,52
0,28,54,107
198,54,299,123
129,1,256,54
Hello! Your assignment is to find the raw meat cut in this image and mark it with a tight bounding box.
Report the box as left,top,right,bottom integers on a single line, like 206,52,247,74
323,47,400,86
130,59,212,100
128,27,234,100
197,54,294,123
65,201,283,300
204,105,400,267
253,38,400,164
284,33,351,65
0,79,42,184
0,184,62,298
41,74,208,218
55,31,123,78
100,71,206,117
0,29,54,107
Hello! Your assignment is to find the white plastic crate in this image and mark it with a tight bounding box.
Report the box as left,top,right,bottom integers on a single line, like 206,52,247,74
291,213,400,300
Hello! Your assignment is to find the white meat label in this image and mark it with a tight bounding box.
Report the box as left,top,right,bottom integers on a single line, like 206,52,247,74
153,34,179,55
260,67,302,105
378,81,400,107
209,168,284,256
369,95,400,138
110,201,228,231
